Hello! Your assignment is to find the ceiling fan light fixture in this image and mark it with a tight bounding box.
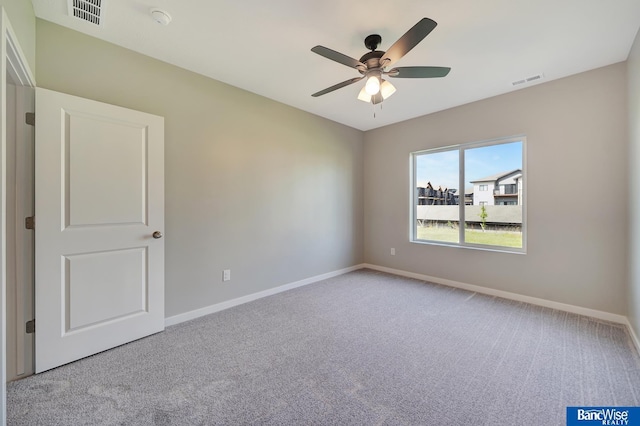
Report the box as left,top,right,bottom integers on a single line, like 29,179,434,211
380,80,396,99
365,74,381,95
358,79,395,103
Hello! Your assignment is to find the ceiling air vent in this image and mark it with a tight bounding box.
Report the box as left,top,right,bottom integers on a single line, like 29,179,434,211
68,0,103,26
511,73,544,87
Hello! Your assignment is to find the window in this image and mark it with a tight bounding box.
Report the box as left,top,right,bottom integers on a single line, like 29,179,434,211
504,184,517,194
412,136,525,252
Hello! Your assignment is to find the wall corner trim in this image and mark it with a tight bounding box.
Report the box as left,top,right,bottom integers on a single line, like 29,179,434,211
165,264,367,327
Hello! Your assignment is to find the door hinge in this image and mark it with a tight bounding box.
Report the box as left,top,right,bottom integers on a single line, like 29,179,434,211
25,112,35,126
26,319,35,334
25,216,35,230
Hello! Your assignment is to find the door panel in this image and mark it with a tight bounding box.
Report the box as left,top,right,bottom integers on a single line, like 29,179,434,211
65,247,147,331
67,111,147,226
35,88,164,373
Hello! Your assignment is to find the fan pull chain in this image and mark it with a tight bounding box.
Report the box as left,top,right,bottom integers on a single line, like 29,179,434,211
371,101,383,118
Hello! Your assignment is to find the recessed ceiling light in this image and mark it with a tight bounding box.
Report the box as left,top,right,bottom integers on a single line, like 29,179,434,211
150,8,172,26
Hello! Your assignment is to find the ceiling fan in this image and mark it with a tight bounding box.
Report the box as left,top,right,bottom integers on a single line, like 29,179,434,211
311,18,451,104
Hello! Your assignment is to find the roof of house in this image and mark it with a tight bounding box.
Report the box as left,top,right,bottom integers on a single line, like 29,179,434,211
469,169,522,184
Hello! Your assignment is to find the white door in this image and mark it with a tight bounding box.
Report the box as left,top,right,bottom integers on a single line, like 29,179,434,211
34,88,165,373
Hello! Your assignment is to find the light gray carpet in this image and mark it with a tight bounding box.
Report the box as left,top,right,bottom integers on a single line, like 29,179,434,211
7,269,640,425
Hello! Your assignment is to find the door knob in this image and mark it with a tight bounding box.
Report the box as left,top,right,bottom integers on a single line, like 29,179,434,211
152,231,163,239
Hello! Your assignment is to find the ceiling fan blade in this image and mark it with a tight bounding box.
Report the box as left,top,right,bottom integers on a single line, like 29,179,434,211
311,46,365,69
388,66,451,78
312,77,364,97
380,18,438,69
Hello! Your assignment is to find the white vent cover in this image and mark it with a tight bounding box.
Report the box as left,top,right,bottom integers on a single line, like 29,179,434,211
511,73,544,87
68,0,103,26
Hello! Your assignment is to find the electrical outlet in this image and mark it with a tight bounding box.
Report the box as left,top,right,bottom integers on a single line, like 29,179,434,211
390,248,396,255
223,269,231,281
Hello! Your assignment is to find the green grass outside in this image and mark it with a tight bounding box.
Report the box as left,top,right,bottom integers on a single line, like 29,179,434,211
416,226,522,248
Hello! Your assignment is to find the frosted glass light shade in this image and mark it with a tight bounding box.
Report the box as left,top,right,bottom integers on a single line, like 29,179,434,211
380,80,396,99
358,87,372,102
365,75,381,95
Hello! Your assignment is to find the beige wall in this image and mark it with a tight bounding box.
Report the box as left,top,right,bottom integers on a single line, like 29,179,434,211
0,0,35,73
364,63,629,315
35,20,364,318
629,28,640,338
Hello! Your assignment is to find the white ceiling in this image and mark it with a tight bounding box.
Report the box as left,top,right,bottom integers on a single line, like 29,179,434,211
32,0,640,131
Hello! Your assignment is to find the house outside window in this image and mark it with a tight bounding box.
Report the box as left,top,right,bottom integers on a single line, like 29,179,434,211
472,170,522,206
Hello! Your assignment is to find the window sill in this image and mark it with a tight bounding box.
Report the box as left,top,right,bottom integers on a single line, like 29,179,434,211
410,239,526,255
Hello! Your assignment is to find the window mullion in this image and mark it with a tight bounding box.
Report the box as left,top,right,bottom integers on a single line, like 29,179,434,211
459,147,465,244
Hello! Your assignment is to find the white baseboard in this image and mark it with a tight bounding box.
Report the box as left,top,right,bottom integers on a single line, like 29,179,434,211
164,262,639,357
362,263,629,325
165,264,366,327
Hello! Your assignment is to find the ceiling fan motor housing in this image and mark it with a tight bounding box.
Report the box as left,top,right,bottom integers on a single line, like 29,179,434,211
359,50,385,73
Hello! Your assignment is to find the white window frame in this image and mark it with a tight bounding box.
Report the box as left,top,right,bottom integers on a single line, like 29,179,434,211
410,135,527,254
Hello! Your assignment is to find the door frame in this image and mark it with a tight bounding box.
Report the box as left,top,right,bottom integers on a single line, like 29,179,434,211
0,7,35,425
